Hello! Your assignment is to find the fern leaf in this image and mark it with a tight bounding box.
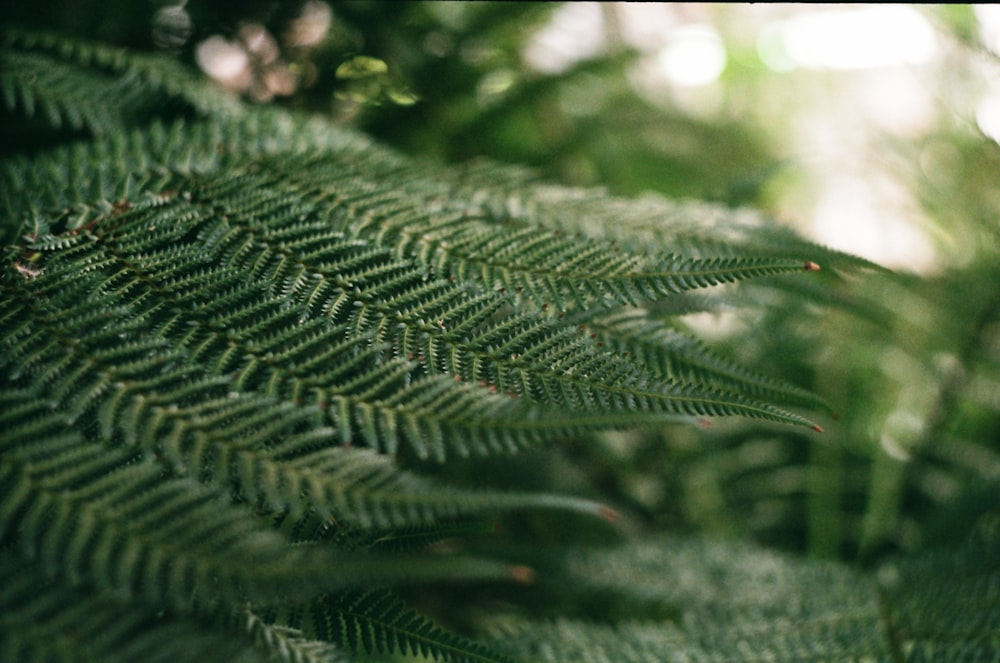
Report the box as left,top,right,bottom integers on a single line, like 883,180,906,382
0,390,524,610
483,533,1000,662
588,308,832,413
487,183,886,275
2,24,991,663
244,609,353,663
1,28,240,135
1,51,128,133
884,532,1000,660
1,306,610,526
2,168,823,468
0,391,316,607
0,552,266,663
230,444,616,529
293,589,519,663
249,152,825,311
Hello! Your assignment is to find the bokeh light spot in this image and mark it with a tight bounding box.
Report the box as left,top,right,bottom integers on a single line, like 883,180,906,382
658,25,726,86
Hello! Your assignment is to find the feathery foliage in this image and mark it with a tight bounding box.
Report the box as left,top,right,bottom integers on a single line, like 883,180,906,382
482,532,1000,662
1,11,998,662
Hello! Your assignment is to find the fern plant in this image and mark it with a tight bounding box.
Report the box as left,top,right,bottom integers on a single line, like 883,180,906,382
1,25,997,663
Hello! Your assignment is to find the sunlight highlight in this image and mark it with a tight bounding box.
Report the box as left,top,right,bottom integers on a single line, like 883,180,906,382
976,92,1000,144
758,6,936,71
976,5,1000,55
658,25,726,86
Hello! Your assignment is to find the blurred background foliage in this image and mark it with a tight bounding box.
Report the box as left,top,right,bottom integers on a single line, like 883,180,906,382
4,0,999,583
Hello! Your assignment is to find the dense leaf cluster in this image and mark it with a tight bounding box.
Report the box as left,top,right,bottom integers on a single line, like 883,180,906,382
1,24,997,663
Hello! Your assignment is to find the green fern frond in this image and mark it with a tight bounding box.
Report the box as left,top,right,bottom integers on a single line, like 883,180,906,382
239,445,618,530
3,283,612,525
482,533,1000,662
0,389,530,611
287,588,519,663
486,615,889,663
361,521,502,553
240,152,825,312
883,531,1000,660
244,609,354,663
485,619,688,663
2,50,131,133
588,308,833,413
0,552,265,663
3,160,824,470
1,28,240,135
181,178,825,437
490,184,886,275
0,26,925,663
0,392,319,608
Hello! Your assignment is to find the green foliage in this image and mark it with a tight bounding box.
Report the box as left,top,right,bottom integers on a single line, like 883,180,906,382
1,15,998,663
482,532,1000,662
